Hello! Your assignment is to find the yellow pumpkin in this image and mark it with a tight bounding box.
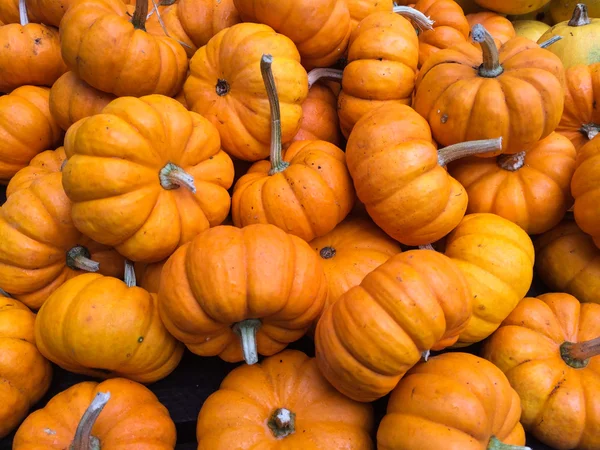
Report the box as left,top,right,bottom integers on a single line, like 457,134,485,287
512,20,551,41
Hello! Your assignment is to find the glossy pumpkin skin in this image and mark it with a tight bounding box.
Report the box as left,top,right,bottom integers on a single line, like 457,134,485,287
36,273,184,383
13,378,177,448
0,298,52,439
315,249,472,402
62,95,234,263
348,0,394,34
535,220,600,305
482,293,600,449
197,350,375,449
338,12,419,138
234,0,351,70
572,136,600,248
449,132,577,235
135,260,167,294
0,86,63,183
346,103,469,246
474,0,551,15
466,12,516,48
158,224,328,362
184,23,308,161
512,19,551,41
60,0,188,97
444,213,535,346
49,72,116,132
378,352,526,450
414,36,565,155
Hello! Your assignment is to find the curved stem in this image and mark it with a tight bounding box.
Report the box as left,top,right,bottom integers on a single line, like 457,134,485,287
497,151,525,172
561,336,600,368
393,6,434,31
67,246,100,272
568,3,591,27
124,260,136,288
307,68,343,89
131,0,149,30
261,54,289,175
581,123,600,141
159,162,196,193
70,392,110,450
267,408,296,438
487,437,531,450
421,350,431,361
438,137,503,166
538,35,562,48
233,319,261,365
471,24,503,78
18,0,28,25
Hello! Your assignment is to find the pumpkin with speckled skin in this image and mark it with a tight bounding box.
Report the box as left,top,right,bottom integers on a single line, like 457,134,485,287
348,0,394,34
571,135,600,249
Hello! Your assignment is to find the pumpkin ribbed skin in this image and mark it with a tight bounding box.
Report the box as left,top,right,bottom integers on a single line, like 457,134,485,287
135,260,167,294
315,249,472,402
466,12,516,48
571,135,600,248
0,298,52,439
348,0,394,34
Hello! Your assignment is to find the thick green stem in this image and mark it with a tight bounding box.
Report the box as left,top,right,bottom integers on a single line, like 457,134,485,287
581,123,600,141
131,0,149,30
124,260,136,288
497,152,525,172
267,408,296,438
472,24,504,78
488,436,531,450
233,319,261,365
159,162,196,194
18,0,28,25
568,3,591,26
438,137,503,166
561,336,600,368
307,68,343,89
67,246,100,272
70,392,110,450
393,6,434,31
538,35,562,48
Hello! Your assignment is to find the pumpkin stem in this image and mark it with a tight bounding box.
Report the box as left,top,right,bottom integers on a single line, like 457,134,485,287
124,260,136,288
497,151,525,171
66,246,100,272
70,391,111,450
233,319,262,365
261,54,289,175
538,35,562,48
580,123,600,141
560,336,600,368
568,3,591,27
18,0,28,25
159,162,197,194
307,68,343,89
438,137,503,166
421,350,431,361
319,246,336,259
419,244,435,251
267,408,296,439
487,437,532,450
471,25,504,78
392,6,434,31
130,0,149,31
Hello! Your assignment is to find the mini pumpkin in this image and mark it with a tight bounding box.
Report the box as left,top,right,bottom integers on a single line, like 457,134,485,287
348,0,394,34
571,134,600,248
134,259,167,293
482,293,600,450
466,11,516,48
512,19,551,41
550,0,600,23
473,0,551,15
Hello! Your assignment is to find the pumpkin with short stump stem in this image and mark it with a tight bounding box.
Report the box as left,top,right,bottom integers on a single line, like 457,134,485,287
571,134,600,248
482,293,600,449
550,0,600,22
13,378,176,449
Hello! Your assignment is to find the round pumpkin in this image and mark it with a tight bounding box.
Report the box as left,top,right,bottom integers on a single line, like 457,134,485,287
158,224,328,365
348,0,394,34
378,352,527,450
197,350,375,449
414,24,565,155
0,297,52,439
538,3,600,69
315,249,472,402
184,23,308,161
13,378,176,448
482,293,600,449
550,0,600,23
444,213,535,346
467,11,516,48
449,132,577,235
135,259,167,294
474,0,550,15
62,95,234,263
512,19,551,41
508,1,553,24
571,134,600,248
535,219,600,305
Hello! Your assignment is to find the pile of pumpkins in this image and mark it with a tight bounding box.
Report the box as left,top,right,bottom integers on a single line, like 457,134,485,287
1,0,599,447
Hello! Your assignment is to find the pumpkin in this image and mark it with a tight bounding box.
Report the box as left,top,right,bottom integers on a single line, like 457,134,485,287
49,72,116,132
466,12,516,48
449,132,577,235
535,219,600,305
413,0,470,68
474,0,551,15
184,23,308,162
232,55,354,242
0,0,19,23
455,0,486,13
346,102,502,246
60,0,188,97
35,263,184,383
443,213,535,346
378,352,527,450
0,297,52,439
13,378,176,448
62,95,234,263
551,0,600,23
233,0,352,70
158,224,328,365
348,0,394,34
511,19,551,41
508,1,554,24
538,3,600,69
571,134,600,248
315,249,472,402
556,63,600,151
197,350,374,449
414,24,565,155
482,293,600,449
135,259,167,293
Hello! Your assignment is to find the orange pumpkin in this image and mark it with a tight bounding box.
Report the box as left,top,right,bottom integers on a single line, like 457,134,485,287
466,11,516,48
232,56,355,242
158,224,328,365
0,297,52,439
345,102,502,246
449,132,577,235
184,23,308,161
473,0,550,15
348,0,394,34
571,135,600,248
60,0,188,97
134,259,167,293
482,293,600,449
315,249,472,402
198,350,374,448
444,213,535,346
535,219,600,305
13,378,176,448
62,95,234,263
378,352,527,449
0,0,19,23
414,24,565,155
49,72,116,132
